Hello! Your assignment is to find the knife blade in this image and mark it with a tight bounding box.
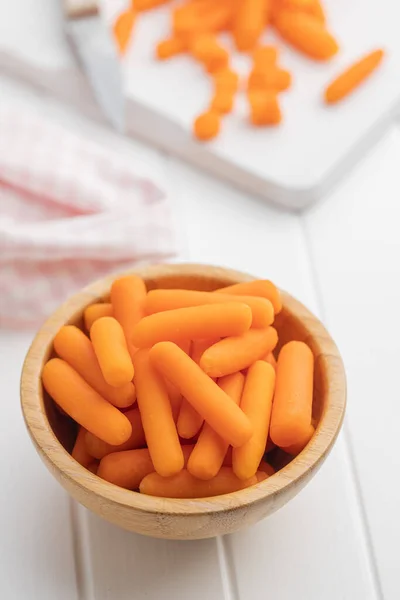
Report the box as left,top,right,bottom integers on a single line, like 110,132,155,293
63,0,124,131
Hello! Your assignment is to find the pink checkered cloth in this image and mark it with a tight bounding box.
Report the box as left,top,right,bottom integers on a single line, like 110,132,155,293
0,105,177,329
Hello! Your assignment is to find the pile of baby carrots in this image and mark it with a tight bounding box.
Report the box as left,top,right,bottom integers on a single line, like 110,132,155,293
113,0,385,140
42,274,316,499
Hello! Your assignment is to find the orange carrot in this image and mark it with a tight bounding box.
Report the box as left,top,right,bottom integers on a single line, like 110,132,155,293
270,341,314,446
210,90,235,114
113,9,136,55
253,45,278,69
249,90,282,125
133,349,184,477
248,68,291,91
278,0,326,24
190,34,225,63
233,0,270,52
263,351,277,369
150,342,253,447
132,302,252,347
145,289,274,328
134,0,171,10
256,471,269,482
187,372,245,480
282,423,315,455
216,279,282,314
200,327,278,377
85,408,145,459
173,1,233,37
53,326,135,408
193,111,221,141
258,459,275,476
140,467,257,498
274,11,338,60
164,339,191,422
84,303,113,331
98,444,194,490
156,37,187,59
71,427,93,468
111,275,147,359
233,361,275,479
213,68,240,92
42,359,132,445
324,49,384,104
177,338,217,439
90,317,134,387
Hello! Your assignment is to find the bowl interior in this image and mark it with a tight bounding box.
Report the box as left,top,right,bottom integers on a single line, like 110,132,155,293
42,268,328,475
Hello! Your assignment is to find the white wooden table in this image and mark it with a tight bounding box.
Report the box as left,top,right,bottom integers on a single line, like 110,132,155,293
1,13,400,600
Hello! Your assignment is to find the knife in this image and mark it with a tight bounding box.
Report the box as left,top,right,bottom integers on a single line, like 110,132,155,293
63,0,124,131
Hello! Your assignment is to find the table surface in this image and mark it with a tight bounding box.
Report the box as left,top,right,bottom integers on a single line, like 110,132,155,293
1,11,400,599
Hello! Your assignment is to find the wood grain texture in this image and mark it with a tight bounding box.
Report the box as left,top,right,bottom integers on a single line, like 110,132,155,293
20,264,346,540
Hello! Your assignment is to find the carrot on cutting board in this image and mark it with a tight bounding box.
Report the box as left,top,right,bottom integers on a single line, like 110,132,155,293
53,326,135,408
98,445,194,490
145,289,274,328
133,349,184,477
177,338,217,439
200,327,278,377
90,317,134,387
113,9,136,55
132,302,252,347
324,49,384,104
111,275,147,359
233,0,270,52
270,340,314,447
85,408,146,460
72,427,93,468
193,111,221,141
274,11,338,60
216,279,282,314
249,91,282,125
233,361,275,480
150,342,253,447
140,468,257,498
84,303,113,331
187,372,245,480
42,359,132,446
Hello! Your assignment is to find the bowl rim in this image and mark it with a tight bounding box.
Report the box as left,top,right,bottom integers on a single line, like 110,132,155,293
20,263,346,516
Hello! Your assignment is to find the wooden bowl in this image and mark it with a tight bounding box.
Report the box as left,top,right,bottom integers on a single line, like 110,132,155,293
20,264,346,540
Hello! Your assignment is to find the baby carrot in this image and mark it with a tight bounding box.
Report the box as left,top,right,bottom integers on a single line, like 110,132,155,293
274,11,338,60
279,0,326,23
42,359,132,445
132,302,252,347
140,468,257,498
133,349,184,477
165,339,192,422
98,445,194,490
84,303,113,331
213,68,240,92
200,327,278,377
150,342,253,447
156,37,187,59
270,341,314,447
324,49,384,104
193,111,221,141
249,91,282,126
134,0,171,10
233,361,275,480
177,338,217,439
210,90,235,114
90,317,134,387
282,423,315,455
145,289,274,328
85,408,145,459
72,427,93,468
216,279,282,314
256,471,269,482
53,326,135,408
248,68,292,92
111,275,147,359
262,351,277,369
253,45,278,69
233,0,269,52
113,8,136,55
187,372,245,480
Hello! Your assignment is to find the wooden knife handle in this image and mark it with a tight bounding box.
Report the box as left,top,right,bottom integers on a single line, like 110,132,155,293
64,0,98,18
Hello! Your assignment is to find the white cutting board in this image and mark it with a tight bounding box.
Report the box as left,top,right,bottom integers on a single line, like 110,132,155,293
115,0,400,209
